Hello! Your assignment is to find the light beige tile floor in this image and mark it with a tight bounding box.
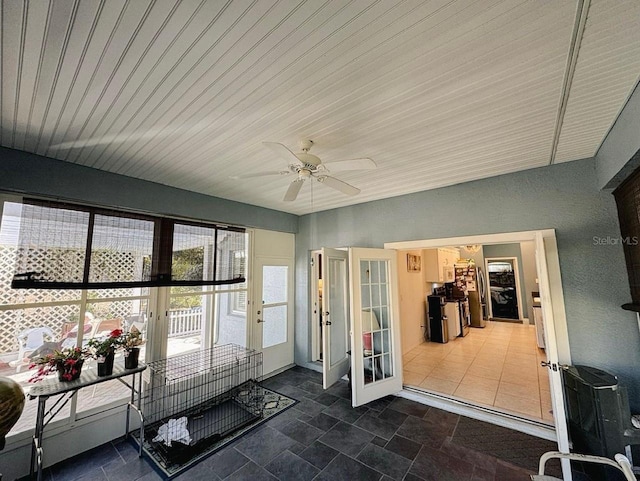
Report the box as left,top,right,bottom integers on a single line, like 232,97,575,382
403,320,554,424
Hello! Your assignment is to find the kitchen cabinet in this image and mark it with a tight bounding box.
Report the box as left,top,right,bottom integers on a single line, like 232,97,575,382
423,248,460,283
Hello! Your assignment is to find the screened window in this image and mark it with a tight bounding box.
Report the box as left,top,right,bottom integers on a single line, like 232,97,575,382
11,200,245,289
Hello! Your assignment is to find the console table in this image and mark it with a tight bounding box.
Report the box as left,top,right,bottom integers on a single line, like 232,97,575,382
27,362,146,481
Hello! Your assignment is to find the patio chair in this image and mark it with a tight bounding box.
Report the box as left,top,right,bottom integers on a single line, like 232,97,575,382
531,451,636,480
15,326,55,372
89,318,123,338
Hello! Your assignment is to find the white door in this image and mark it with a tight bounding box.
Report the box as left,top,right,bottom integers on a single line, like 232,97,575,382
322,248,351,389
535,232,572,480
350,248,403,407
253,257,294,375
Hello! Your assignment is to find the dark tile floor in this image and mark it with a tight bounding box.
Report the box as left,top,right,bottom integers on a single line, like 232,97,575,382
32,366,562,481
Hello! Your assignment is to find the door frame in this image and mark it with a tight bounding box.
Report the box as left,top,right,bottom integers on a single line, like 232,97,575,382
385,229,571,443
484,256,525,321
310,250,322,362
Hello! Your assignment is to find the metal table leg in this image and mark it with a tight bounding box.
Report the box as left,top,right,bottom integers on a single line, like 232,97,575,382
124,370,145,457
30,396,47,481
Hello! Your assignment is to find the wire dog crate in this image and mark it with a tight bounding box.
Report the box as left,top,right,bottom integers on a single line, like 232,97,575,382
142,344,264,466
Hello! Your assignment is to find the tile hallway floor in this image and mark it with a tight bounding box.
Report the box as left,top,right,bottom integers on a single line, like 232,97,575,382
28,366,561,481
403,320,553,422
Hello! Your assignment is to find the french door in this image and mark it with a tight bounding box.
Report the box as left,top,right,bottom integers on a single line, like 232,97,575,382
320,247,404,406
321,248,351,389
253,257,294,375
350,248,404,406
535,232,572,480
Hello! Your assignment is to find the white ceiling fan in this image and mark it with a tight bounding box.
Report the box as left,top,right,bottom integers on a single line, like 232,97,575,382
232,140,377,202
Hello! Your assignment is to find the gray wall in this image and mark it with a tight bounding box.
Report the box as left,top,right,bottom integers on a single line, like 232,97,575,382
295,158,640,410
0,147,297,233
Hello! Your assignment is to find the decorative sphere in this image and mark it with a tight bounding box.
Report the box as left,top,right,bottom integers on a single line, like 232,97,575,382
0,376,25,450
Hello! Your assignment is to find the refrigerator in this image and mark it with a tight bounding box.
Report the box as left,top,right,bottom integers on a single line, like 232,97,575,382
427,295,448,343
454,262,487,328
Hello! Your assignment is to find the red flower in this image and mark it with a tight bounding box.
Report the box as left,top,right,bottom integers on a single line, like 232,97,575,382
110,329,123,338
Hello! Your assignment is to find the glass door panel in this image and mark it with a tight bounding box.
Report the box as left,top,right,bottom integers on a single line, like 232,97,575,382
350,248,402,407
361,259,394,385
261,266,289,348
262,304,287,348
262,266,288,304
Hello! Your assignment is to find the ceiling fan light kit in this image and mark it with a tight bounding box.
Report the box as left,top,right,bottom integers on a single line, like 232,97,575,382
232,140,377,202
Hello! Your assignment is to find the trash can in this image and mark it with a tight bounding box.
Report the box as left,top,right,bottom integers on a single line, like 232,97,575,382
563,365,640,480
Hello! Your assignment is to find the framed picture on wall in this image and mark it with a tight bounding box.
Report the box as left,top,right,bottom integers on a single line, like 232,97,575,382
407,254,421,272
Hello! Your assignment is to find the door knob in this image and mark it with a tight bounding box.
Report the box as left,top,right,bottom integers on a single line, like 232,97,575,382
540,361,569,371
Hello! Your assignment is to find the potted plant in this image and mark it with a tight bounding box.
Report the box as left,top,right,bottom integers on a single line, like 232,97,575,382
87,329,123,376
28,347,88,383
120,326,144,369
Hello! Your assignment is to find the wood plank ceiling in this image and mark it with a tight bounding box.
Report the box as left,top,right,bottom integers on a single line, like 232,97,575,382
1,0,639,215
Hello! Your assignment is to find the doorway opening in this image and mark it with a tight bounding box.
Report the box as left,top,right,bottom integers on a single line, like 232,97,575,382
396,243,547,423
384,230,571,450
486,257,523,321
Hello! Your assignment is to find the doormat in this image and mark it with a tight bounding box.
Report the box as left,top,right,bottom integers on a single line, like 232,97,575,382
131,384,297,479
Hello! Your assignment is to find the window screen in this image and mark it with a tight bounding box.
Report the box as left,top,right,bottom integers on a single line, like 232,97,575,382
11,200,245,289
216,229,247,283
12,202,89,285
172,223,216,283
89,214,154,284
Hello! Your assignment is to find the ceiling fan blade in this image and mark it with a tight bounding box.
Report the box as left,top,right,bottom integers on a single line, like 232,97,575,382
283,178,305,201
263,142,302,166
321,158,377,173
230,170,289,179
317,175,360,196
